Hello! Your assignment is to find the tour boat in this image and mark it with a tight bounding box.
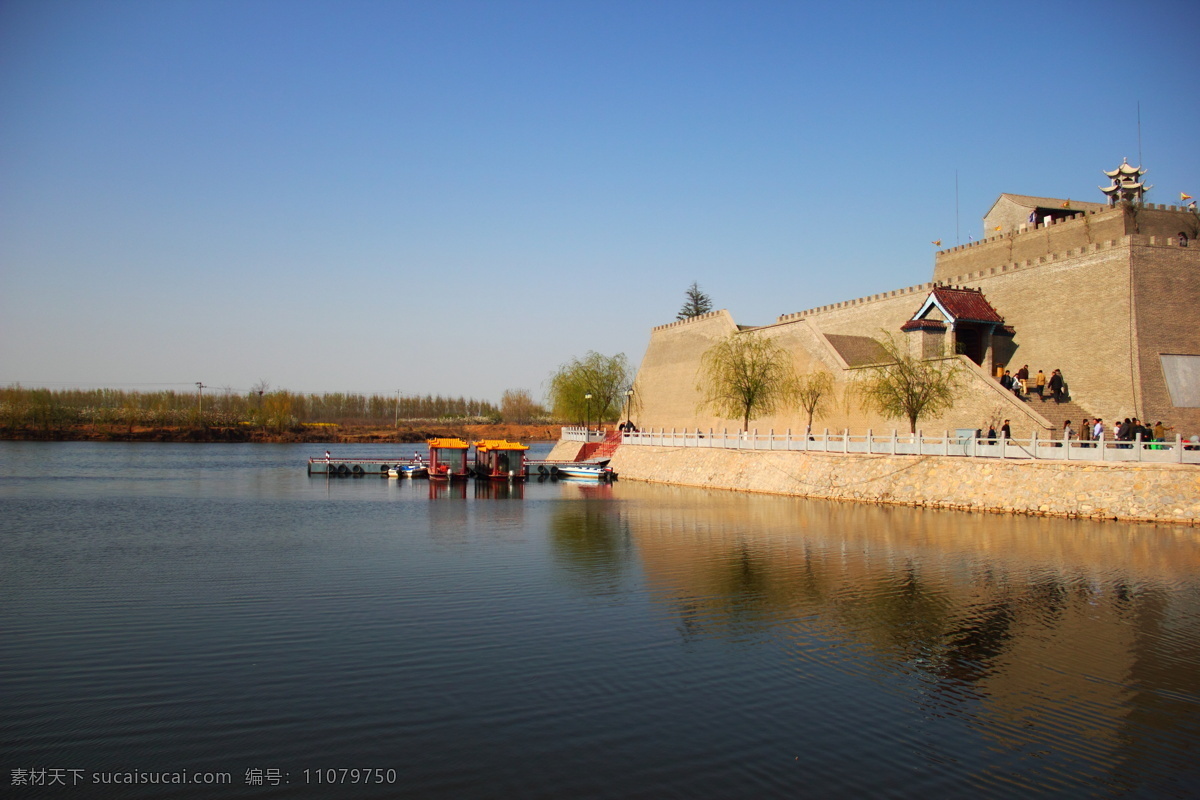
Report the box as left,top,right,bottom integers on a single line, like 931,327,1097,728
473,439,529,480
427,438,471,480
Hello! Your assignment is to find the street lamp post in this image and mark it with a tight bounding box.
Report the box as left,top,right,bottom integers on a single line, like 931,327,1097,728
584,393,592,436
624,388,634,429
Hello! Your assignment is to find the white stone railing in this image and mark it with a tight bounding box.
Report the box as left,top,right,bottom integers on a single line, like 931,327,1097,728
612,428,1200,465
560,426,610,444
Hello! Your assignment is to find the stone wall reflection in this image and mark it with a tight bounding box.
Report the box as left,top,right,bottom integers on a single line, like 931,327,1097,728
605,482,1200,773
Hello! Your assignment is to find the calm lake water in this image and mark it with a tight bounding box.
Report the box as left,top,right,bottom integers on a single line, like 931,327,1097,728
3,441,1199,798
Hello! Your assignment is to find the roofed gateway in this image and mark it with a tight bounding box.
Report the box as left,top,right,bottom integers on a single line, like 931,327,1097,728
901,286,1007,367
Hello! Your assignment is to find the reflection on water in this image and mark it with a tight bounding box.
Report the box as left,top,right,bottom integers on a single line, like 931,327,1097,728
2,443,1198,799
613,482,1200,795
473,479,524,500
428,479,468,499
549,500,632,595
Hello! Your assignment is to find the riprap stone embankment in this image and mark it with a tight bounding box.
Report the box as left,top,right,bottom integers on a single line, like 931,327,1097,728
604,445,1200,525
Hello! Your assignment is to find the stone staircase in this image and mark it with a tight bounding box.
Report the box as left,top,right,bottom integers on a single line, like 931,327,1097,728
1016,393,1093,436
579,430,623,461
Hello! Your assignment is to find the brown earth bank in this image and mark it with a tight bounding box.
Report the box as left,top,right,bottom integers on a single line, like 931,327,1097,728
0,422,564,444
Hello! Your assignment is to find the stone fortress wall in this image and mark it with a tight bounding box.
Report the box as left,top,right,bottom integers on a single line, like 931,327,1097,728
630,198,1200,439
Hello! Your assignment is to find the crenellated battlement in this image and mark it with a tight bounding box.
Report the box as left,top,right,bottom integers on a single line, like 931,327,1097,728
777,282,936,323
774,232,1194,324
932,202,1198,284
938,234,1194,286
651,309,728,332
933,202,1196,257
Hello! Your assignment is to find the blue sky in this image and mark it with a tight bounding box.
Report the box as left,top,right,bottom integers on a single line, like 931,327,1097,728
2,0,1197,402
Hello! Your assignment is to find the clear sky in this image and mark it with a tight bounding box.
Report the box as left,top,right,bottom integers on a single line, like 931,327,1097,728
2,0,1197,402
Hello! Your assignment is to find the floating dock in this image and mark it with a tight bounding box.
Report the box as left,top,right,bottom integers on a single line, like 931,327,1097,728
308,457,615,480
307,457,424,476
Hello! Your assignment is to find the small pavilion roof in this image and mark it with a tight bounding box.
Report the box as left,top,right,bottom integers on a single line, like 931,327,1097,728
1103,159,1145,178
910,286,1005,326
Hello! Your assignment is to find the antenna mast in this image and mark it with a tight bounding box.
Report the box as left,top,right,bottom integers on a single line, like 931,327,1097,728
1137,101,1143,167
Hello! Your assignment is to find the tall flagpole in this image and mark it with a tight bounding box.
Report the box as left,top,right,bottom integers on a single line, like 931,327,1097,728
955,169,960,245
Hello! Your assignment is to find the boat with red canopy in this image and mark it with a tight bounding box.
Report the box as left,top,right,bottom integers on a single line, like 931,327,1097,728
427,438,470,480
473,439,529,480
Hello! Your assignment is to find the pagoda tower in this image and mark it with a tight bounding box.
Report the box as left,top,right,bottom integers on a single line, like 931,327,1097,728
1100,158,1150,205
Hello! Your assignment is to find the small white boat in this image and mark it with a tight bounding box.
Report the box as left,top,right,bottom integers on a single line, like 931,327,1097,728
555,463,614,480
398,463,428,478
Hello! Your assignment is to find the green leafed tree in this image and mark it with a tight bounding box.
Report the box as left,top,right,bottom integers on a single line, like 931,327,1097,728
855,333,962,433
696,332,796,432
677,281,714,320
547,351,634,425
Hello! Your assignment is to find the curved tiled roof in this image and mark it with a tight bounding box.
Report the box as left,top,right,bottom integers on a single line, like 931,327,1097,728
926,286,1005,324
900,318,947,332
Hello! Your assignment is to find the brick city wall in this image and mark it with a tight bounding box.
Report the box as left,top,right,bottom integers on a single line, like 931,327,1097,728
1132,243,1200,432
931,204,1199,284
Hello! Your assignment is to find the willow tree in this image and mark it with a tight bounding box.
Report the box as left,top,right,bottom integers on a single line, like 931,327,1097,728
696,332,795,432
855,334,961,433
794,369,835,433
547,351,633,424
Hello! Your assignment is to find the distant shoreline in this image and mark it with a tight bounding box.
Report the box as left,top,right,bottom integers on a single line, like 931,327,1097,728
0,422,563,445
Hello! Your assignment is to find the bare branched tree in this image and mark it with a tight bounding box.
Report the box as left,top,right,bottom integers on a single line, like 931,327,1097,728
500,389,543,424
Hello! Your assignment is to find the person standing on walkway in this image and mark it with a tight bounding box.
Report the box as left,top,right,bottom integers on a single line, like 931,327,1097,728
1001,419,1012,440
1034,369,1047,400
1017,364,1030,393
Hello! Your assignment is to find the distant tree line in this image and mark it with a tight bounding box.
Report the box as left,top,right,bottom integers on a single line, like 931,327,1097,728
0,385,554,432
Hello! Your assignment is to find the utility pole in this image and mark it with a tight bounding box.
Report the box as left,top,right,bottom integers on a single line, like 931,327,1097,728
195,382,206,421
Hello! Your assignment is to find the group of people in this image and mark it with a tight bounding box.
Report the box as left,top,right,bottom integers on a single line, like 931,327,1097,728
999,365,1067,403
1061,418,1174,444
985,417,1176,444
